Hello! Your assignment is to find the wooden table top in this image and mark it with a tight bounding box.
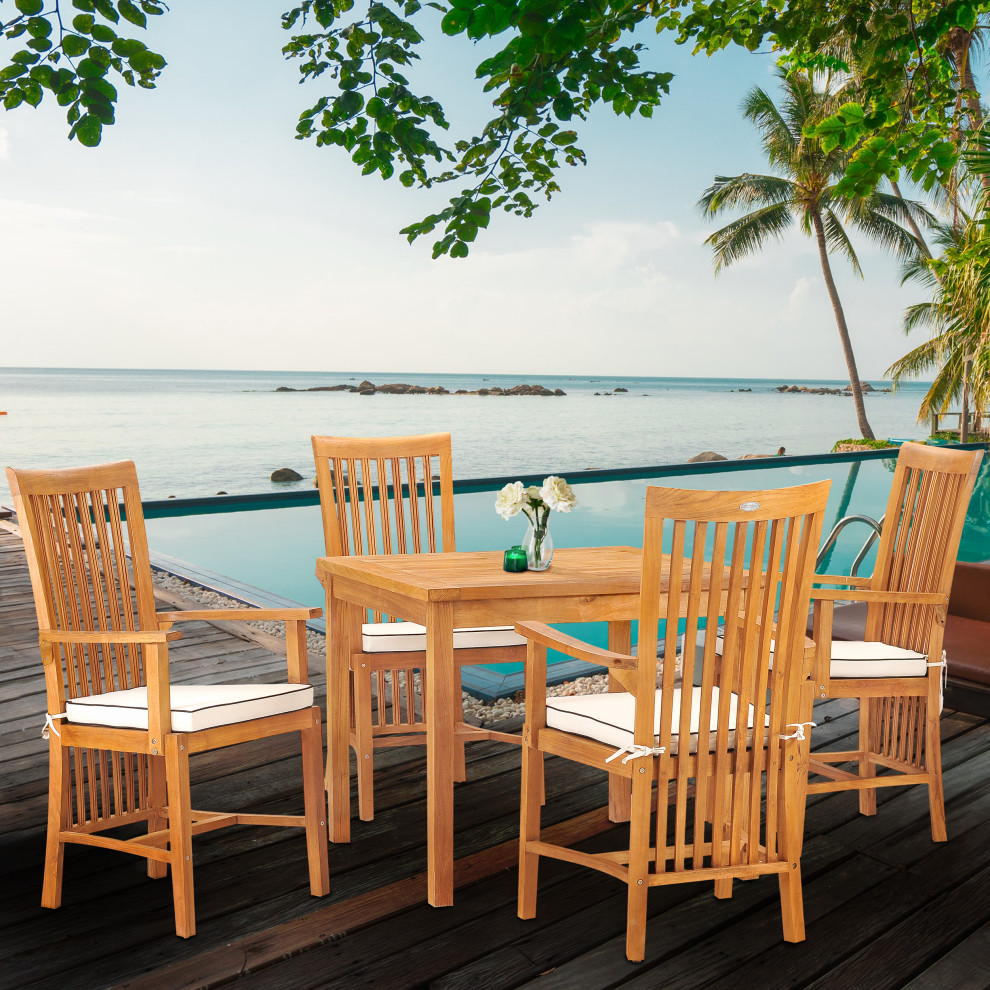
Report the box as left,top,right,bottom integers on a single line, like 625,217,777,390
316,546,645,603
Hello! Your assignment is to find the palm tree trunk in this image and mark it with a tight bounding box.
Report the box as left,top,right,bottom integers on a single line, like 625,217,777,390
811,209,876,440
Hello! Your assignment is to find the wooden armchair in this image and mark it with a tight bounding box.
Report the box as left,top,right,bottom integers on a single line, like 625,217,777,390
312,433,527,821
7,461,330,937
808,442,983,840
516,481,829,962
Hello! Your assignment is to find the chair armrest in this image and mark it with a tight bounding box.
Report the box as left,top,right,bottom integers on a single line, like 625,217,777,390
514,621,637,670
811,588,948,605
157,608,320,684
39,629,182,645
813,574,873,588
157,607,321,624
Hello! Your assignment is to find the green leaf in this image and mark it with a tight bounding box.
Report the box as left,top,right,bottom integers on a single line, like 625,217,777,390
72,14,96,33
70,112,103,146
15,0,45,14
61,34,92,57
118,0,148,28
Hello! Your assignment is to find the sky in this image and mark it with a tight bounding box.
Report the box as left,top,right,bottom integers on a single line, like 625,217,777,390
0,2,947,380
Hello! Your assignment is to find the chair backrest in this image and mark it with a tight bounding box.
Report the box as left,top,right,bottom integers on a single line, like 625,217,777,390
7,461,158,828
633,481,830,875
7,461,156,698
311,433,456,560
868,443,983,651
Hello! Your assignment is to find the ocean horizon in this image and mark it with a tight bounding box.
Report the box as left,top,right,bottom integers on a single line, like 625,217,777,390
1,366,936,504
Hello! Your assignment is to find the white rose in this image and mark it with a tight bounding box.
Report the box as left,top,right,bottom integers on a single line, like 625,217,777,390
495,481,526,519
524,485,543,503
540,476,577,512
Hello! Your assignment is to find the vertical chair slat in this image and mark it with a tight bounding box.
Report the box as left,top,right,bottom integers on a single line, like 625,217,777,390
721,522,750,867
392,458,407,554
422,455,437,552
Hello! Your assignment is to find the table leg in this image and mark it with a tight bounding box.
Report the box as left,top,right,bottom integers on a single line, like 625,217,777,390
326,581,359,843
608,619,633,823
425,601,456,907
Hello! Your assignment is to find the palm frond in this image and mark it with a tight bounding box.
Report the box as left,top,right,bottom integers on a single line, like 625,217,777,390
697,174,794,217
704,203,795,273
820,208,863,276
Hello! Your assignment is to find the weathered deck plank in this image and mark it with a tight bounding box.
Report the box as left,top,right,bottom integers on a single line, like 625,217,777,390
2,526,989,990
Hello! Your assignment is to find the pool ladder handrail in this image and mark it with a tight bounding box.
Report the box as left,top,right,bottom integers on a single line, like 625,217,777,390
817,513,885,577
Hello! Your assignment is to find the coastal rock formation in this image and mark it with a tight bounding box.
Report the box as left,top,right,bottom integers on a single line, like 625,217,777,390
271,468,303,482
688,451,727,462
775,382,891,395
275,380,564,396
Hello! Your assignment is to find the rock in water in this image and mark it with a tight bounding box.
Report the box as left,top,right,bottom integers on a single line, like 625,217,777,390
688,451,727,462
271,468,303,482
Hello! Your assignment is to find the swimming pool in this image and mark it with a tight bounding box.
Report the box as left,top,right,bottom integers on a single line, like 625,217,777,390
141,447,990,698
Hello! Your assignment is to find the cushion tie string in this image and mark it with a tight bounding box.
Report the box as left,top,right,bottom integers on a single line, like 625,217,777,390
606,744,665,765
927,651,947,712
42,712,67,741
779,721,816,741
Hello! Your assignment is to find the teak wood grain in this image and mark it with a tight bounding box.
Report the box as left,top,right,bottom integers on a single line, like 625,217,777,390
514,482,830,961
808,442,984,841
312,433,528,824
6,460,330,938
318,545,727,908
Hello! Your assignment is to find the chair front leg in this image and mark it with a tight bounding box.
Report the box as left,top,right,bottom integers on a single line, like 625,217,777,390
926,676,947,842
165,733,195,938
625,769,654,962
41,738,69,909
147,751,169,879
351,661,376,822
301,708,331,895
517,730,543,920
857,698,877,816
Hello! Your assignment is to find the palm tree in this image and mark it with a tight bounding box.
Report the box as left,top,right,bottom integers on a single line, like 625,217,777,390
888,147,990,431
698,70,933,440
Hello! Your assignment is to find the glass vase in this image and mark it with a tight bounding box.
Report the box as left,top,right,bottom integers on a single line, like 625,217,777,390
523,520,553,571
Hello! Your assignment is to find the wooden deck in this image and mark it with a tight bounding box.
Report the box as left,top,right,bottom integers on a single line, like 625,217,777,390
3,526,990,989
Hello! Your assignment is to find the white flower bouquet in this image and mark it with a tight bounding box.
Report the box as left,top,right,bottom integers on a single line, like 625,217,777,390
495,475,577,569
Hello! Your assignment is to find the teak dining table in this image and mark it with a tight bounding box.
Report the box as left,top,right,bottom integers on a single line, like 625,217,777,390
317,545,678,907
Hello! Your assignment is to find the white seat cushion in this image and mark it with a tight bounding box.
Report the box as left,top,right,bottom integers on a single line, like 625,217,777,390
545,686,767,756
65,683,314,732
709,634,927,678
827,641,928,677
361,622,526,653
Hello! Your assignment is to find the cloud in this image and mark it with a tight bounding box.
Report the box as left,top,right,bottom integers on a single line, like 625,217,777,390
0,125,8,161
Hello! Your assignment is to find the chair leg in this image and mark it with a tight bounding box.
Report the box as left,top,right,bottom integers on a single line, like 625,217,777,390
778,863,806,942
453,669,467,784
625,772,653,963
925,696,947,842
352,664,376,822
517,740,543,920
41,740,68,909
857,699,877,817
165,734,195,938
147,752,169,879
301,709,331,896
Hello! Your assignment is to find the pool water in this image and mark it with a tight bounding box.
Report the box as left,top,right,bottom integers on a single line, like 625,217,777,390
142,451,990,697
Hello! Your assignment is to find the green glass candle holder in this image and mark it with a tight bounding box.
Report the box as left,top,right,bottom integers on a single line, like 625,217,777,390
503,545,528,572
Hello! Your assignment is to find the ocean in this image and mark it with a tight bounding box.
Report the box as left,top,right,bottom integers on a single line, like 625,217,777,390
0,367,936,504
